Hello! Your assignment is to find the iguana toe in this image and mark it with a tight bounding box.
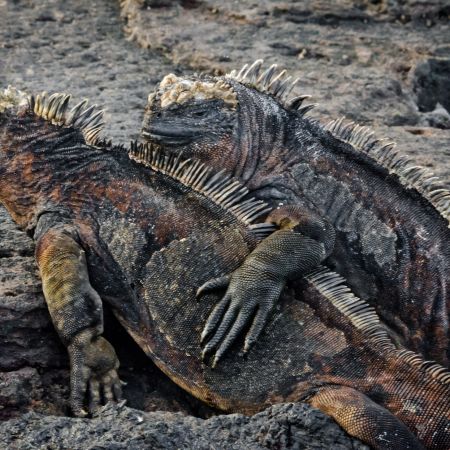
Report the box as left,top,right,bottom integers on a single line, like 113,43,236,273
103,384,114,403
202,303,240,354
107,369,123,403
243,306,271,353
196,275,231,299
200,293,231,344
212,307,256,365
70,358,91,417
88,379,101,413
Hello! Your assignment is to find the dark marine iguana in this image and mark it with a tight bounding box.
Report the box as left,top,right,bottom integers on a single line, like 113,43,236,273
1,87,450,449
141,61,450,368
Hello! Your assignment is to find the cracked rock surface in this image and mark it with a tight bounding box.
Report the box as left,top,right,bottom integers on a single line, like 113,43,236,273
0,0,449,448
0,402,368,450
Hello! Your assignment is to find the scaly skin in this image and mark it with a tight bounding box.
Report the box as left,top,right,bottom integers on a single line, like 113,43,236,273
1,89,449,449
141,62,450,367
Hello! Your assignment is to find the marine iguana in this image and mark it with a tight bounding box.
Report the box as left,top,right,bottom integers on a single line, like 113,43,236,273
0,86,274,414
1,87,450,449
141,61,450,368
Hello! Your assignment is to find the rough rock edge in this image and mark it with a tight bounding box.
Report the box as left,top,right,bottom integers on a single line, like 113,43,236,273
0,401,368,450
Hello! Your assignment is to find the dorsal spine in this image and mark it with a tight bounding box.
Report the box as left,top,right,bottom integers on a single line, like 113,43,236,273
128,141,273,227
325,118,450,225
22,90,273,234
306,267,450,386
226,61,450,226
29,91,105,146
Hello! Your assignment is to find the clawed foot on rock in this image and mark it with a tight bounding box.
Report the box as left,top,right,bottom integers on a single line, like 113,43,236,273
68,331,125,417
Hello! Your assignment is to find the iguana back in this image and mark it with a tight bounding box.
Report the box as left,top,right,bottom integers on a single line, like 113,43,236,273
134,223,450,449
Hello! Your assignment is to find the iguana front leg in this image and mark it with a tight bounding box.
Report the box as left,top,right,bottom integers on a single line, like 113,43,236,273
309,386,424,450
36,227,122,416
199,205,335,366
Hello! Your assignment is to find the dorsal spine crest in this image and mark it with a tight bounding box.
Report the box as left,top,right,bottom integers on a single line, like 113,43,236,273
30,91,105,146
325,118,450,225
226,61,450,225
128,141,273,228
225,59,315,116
306,267,450,385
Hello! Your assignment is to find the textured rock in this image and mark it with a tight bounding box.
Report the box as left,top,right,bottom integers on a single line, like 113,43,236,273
0,0,449,447
0,402,368,450
412,58,450,114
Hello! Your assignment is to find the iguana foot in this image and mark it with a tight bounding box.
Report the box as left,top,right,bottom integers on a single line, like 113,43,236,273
68,329,122,417
198,206,334,366
198,267,284,367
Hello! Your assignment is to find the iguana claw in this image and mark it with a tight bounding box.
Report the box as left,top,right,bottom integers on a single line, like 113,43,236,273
200,227,329,366
200,292,231,344
199,266,284,366
196,275,231,300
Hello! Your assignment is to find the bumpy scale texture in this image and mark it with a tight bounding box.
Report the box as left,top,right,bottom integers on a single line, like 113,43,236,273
142,61,450,368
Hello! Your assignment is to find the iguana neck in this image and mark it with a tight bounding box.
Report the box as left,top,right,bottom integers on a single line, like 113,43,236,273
226,82,297,186
225,98,325,197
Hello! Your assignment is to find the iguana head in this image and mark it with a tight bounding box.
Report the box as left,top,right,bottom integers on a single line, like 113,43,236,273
141,61,313,184
141,74,238,172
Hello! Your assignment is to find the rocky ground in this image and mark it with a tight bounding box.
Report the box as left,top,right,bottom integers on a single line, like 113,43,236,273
0,0,449,448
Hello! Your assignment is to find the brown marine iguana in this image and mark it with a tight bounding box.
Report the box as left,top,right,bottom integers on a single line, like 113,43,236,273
1,88,449,449
141,61,450,368
0,86,271,415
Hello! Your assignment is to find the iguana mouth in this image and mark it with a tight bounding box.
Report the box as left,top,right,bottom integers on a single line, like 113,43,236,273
141,126,198,146
142,131,191,146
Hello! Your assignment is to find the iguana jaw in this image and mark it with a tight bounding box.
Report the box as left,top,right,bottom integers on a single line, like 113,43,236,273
141,127,197,146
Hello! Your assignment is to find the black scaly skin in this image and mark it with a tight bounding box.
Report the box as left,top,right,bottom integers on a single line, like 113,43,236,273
0,89,309,417
141,64,450,368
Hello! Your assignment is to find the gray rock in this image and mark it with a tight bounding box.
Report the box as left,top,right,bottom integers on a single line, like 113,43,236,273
420,102,450,129
412,58,450,114
0,402,368,450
